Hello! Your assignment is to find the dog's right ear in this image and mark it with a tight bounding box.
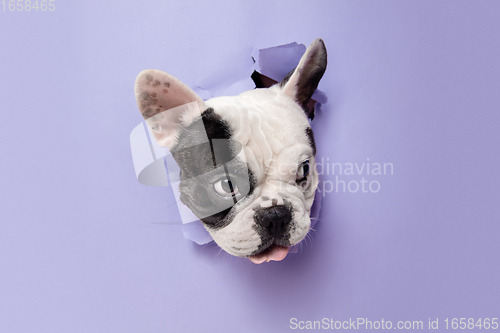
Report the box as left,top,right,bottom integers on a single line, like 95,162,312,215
134,69,206,149
279,39,327,118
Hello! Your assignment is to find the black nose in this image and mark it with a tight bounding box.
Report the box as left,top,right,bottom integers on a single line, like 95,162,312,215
255,205,292,237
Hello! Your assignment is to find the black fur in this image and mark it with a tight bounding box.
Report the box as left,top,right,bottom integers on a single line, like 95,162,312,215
279,40,327,119
172,108,256,229
251,199,294,254
305,127,317,156
172,108,233,179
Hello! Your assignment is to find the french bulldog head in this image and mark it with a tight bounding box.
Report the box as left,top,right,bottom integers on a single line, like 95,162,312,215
134,39,327,263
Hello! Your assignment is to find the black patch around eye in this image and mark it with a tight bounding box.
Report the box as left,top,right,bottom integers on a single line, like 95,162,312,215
171,108,239,180
200,168,256,230
169,108,260,230
201,207,233,228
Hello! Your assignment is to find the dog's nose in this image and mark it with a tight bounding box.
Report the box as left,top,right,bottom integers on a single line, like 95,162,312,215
256,205,291,237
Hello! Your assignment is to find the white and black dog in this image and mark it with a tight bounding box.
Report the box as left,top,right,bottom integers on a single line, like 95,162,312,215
134,39,327,263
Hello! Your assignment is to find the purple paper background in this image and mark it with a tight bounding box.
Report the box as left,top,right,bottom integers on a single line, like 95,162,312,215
1,1,499,332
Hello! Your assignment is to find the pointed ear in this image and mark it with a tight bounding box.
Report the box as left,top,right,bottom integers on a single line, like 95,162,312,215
280,39,327,117
134,69,206,149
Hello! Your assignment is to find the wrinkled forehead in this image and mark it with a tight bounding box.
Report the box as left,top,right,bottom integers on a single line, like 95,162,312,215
205,90,315,159
172,93,316,180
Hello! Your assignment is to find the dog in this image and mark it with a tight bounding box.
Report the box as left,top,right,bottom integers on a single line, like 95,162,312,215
134,39,327,263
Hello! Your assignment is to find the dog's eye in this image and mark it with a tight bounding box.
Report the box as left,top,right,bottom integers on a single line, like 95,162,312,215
213,177,239,198
297,160,310,179
303,160,310,177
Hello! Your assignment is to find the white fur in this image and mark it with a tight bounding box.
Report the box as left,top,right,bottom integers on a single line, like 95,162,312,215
204,86,318,257
134,39,326,258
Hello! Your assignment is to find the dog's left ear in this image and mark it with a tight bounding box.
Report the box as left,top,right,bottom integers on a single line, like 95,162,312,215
280,39,327,117
134,69,206,149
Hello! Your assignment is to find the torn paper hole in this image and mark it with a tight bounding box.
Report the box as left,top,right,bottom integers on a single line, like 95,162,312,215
130,41,326,247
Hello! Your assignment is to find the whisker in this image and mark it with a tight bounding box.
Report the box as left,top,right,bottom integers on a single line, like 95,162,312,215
215,247,226,263
201,242,213,251
298,227,316,255
310,216,326,223
304,234,311,250
300,238,306,254
221,250,232,264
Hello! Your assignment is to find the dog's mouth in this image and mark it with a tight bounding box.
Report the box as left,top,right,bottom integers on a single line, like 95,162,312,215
248,244,289,264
